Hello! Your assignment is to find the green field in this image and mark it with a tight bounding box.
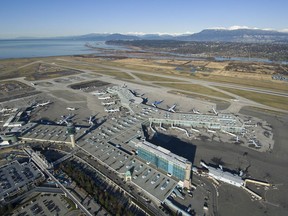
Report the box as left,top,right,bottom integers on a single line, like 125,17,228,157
93,70,134,79
169,90,229,103
218,87,288,110
132,73,185,82
154,82,234,99
200,74,288,93
97,59,288,93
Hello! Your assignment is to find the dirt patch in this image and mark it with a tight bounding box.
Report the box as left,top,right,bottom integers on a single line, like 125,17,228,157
0,80,39,102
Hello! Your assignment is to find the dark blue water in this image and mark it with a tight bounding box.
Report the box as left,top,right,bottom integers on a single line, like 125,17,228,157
0,39,125,59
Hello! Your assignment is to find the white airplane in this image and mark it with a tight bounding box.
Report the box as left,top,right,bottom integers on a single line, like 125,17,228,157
101,101,115,106
168,104,177,113
235,136,240,143
105,107,120,113
98,96,111,100
88,116,94,125
248,139,261,148
91,91,106,96
67,107,77,111
34,101,52,107
0,107,18,113
207,129,216,133
192,108,201,114
211,107,218,115
57,114,75,125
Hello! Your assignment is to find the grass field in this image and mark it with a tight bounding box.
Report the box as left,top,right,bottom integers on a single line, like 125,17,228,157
154,82,234,99
93,58,288,93
218,87,288,110
53,60,105,71
53,60,134,79
168,90,229,103
2,56,287,94
197,74,288,93
93,70,134,79
132,73,185,82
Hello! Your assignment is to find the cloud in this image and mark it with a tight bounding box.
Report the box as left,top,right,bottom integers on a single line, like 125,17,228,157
209,25,259,30
208,26,288,32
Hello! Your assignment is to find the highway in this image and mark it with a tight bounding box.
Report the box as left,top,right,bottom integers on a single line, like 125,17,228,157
25,148,93,216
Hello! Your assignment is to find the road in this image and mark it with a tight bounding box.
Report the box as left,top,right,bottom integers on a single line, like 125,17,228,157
25,148,93,216
192,174,219,216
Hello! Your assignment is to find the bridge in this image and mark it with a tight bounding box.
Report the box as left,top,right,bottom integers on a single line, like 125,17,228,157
52,149,78,166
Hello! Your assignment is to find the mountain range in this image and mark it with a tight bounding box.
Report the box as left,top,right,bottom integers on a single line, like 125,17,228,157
15,29,288,43
177,29,288,43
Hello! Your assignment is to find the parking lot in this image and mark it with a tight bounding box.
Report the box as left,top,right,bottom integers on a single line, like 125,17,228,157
0,161,44,199
12,193,76,216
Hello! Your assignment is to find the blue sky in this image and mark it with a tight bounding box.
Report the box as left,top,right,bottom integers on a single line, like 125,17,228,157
0,0,288,38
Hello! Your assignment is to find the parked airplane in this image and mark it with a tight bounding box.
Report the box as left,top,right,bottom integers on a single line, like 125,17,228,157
33,101,52,108
101,101,115,106
168,104,177,113
88,116,94,125
66,107,77,111
152,100,164,108
83,115,97,126
57,114,75,125
192,108,201,114
98,95,111,100
105,107,120,113
91,91,106,96
0,107,18,113
211,106,218,115
248,139,261,148
235,136,240,143
207,129,216,133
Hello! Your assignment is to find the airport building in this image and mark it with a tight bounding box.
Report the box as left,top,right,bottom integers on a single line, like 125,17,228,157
3,111,25,128
107,86,143,113
130,139,192,188
149,113,245,133
200,161,244,187
19,123,86,147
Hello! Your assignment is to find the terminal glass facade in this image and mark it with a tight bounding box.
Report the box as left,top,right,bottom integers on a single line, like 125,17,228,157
137,147,186,181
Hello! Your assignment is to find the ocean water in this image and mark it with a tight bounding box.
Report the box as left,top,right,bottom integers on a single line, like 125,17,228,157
0,39,122,59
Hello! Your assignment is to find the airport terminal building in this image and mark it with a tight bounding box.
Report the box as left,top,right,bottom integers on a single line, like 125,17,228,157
131,139,192,188
107,86,143,113
149,113,245,133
